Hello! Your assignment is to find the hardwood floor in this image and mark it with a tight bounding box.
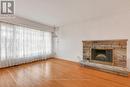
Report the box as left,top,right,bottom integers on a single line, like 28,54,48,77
0,58,130,87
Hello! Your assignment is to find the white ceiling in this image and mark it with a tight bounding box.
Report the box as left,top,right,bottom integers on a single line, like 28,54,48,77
15,0,130,26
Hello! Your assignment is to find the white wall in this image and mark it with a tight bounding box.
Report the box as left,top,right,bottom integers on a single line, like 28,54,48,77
57,11,130,71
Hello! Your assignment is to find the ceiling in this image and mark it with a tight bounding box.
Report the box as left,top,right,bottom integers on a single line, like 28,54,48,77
15,0,130,26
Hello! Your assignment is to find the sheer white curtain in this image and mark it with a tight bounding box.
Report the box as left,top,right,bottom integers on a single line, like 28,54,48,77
0,22,52,68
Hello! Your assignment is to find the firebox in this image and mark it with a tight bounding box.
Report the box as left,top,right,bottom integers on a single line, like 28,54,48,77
91,49,112,63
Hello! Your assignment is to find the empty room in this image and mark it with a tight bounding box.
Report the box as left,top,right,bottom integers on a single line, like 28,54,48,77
0,0,130,87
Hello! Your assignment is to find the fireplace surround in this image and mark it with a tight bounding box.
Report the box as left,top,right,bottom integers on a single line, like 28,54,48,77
83,39,127,67
82,39,128,76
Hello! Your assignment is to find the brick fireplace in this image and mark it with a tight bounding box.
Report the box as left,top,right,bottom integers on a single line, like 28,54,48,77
83,39,127,68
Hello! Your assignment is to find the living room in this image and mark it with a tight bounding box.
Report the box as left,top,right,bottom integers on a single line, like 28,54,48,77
0,0,130,87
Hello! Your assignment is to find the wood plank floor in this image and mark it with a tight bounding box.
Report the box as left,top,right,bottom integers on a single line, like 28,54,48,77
0,58,130,87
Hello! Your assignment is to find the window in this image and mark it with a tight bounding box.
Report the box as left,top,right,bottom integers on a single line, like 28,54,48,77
0,22,52,61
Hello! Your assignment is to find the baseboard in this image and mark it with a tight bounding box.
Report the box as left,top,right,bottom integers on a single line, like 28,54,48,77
54,57,79,62
53,57,80,64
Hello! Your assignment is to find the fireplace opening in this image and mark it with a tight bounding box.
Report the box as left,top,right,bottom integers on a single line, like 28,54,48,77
91,49,112,63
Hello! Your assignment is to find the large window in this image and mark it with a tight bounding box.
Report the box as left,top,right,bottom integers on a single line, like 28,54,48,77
0,22,52,62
